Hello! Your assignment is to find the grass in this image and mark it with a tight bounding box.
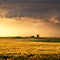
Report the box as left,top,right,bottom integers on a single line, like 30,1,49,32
0,54,60,60
0,38,60,60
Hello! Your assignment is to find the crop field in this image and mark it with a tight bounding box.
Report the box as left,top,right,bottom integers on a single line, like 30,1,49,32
0,38,60,60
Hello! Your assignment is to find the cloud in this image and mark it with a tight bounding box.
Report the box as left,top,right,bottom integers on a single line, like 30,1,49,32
0,1,60,24
55,23,60,25
0,0,60,1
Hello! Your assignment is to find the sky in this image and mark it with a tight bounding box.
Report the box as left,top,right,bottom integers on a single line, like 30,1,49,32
0,0,60,37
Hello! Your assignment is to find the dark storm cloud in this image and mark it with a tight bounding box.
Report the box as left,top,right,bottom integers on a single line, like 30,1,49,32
0,1,60,24
0,0,60,1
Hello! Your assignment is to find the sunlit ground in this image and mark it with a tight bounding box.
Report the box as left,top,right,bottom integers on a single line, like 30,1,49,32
0,38,60,60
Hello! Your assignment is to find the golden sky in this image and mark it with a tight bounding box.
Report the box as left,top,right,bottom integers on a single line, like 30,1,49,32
0,1,60,37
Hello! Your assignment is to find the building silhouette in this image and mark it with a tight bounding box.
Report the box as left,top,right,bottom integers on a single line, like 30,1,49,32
37,34,39,38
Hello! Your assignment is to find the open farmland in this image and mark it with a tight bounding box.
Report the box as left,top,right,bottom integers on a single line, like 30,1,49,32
0,38,60,60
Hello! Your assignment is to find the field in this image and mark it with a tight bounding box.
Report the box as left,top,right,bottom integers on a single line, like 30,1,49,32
0,37,60,60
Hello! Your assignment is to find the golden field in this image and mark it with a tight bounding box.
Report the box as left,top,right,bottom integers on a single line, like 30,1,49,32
0,38,60,60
